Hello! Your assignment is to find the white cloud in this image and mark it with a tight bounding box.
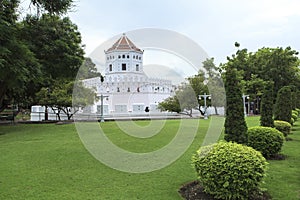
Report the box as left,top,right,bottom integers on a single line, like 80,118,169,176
68,0,300,66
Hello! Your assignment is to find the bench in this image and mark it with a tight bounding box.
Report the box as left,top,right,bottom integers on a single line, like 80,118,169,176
0,110,17,123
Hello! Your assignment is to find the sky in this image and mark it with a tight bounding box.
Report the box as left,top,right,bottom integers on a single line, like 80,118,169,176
66,0,300,66
19,0,300,83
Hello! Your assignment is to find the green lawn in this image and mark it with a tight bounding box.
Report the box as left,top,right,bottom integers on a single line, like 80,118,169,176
0,117,299,199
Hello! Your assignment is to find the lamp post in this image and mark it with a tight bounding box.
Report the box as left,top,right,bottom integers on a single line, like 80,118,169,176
199,93,211,119
242,94,249,117
99,87,110,123
44,87,51,121
99,94,109,122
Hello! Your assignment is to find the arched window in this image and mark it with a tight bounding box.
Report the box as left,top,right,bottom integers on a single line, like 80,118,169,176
136,64,139,71
118,55,121,59
109,64,112,71
133,55,135,59
127,55,129,59
122,55,125,58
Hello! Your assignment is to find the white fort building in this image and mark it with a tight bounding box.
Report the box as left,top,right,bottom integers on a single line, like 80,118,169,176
82,34,175,115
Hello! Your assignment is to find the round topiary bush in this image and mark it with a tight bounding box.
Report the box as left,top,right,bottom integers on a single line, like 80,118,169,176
274,120,292,137
247,126,284,158
192,141,268,200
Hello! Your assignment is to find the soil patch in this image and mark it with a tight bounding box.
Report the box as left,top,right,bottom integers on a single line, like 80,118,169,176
179,180,271,200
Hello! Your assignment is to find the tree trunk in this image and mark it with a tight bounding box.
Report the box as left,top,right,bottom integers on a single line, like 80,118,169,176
67,113,72,120
57,109,61,121
0,82,8,112
214,106,218,115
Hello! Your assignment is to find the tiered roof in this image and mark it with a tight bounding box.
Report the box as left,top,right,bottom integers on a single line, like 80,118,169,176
106,33,142,52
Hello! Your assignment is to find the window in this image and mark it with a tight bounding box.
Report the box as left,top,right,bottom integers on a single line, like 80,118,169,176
133,55,135,59
122,63,126,71
127,55,129,59
127,87,130,92
118,55,121,59
139,56,141,60
136,64,139,71
117,87,120,92
109,64,112,71
107,57,109,60
122,55,125,59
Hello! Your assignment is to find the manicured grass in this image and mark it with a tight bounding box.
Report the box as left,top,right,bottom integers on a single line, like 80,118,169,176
263,122,300,200
0,117,299,199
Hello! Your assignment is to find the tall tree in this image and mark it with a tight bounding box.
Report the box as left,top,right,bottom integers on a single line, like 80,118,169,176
260,82,274,127
0,0,41,111
223,45,248,144
21,14,84,84
274,86,293,123
220,46,300,114
254,47,300,97
0,0,81,111
30,0,74,15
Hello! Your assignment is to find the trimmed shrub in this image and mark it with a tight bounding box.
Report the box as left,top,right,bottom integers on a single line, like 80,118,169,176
290,118,295,125
192,141,268,200
224,66,247,144
292,113,298,121
295,108,300,115
274,86,292,123
292,110,298,117
260,81,274,127
274,120,292,137
247,126,284,158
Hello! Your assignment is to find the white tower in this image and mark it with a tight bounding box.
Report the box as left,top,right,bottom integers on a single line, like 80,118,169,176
82,34,174,115
105,33,145,78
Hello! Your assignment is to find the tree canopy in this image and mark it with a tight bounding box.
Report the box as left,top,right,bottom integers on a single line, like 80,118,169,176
36,81,96,120
0,0,85,111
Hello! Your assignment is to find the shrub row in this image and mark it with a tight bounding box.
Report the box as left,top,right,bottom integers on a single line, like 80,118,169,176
191,108,300,199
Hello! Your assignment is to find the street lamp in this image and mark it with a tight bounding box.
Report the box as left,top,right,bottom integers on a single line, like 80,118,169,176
242,94,249,117
199,93,211,119
45,87,51,121
99,88,109,123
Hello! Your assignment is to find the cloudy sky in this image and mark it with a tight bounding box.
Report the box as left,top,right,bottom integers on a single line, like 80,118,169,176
67,0,300,65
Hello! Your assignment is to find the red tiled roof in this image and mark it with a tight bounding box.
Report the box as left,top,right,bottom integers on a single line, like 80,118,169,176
106,33,142,53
